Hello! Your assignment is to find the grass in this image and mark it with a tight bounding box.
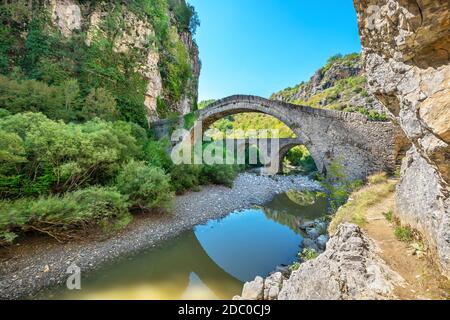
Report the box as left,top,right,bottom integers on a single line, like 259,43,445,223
395,226,414,242
328,173,397,234
383,210,393,222
368,172,388,185
300,248,319,261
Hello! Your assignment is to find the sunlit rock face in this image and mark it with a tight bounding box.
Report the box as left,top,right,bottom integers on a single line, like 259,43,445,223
49,0,82,37
354,0,450,276
48,0,200,124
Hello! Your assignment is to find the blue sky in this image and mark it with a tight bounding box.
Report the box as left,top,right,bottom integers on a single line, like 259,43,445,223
188,0,361,101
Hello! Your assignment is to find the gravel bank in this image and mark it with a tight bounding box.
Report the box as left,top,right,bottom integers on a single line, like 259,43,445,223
0,173,321,300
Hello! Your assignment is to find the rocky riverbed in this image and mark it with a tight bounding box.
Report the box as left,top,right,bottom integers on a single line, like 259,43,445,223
0,173,321,300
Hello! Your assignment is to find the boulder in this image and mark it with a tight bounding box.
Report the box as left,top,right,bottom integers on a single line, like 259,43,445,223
263,272,285,300
302,238,319,252
278,223,405,300
316,235,329,250
241,276,264,300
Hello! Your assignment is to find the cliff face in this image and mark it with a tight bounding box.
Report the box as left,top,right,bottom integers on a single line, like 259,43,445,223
353,0,450,276
271,53,385,115
23,0,200,124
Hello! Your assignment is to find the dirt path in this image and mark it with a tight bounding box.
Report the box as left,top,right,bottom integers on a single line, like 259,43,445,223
362,191,449,300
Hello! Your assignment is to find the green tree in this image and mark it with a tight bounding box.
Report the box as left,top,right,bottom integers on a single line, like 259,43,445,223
82,88,118,121
116,160,174,211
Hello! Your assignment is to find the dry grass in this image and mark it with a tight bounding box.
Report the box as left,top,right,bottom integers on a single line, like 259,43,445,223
367,172,388,185
328,174,396,235
328,173,450,299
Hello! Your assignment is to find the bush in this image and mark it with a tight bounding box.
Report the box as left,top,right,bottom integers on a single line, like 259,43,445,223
0,187,131,244
116,161,174,211
144,139,173,171
300,248,319,261
82,88,119,121
395,226,414,242
200,164,239,188
170,164,202,194
0,113,142,197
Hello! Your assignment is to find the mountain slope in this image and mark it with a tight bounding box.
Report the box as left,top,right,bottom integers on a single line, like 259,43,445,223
271,53,386,119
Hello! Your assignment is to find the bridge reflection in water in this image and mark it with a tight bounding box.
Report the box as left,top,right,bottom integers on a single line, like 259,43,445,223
46,192,327,300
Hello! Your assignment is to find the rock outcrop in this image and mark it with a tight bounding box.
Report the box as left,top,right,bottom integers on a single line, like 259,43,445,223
353,0,450,277
235,224,404,300
49,0,82,37
47,0,200,123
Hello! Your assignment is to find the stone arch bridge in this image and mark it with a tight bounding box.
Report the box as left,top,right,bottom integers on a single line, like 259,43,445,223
151,95,403,179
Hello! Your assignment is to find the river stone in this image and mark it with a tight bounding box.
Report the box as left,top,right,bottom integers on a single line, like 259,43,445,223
277,223,405,300
316,235,329,250
241,276,264,300
299,221,315,231
302,238,319,252
306,228,320,240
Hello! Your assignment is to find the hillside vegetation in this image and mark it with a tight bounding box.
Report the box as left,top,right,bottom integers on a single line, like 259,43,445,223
271,53,388,121
0,1,239,245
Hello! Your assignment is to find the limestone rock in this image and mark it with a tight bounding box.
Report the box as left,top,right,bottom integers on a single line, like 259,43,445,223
278,223,404,300
353,0,450,276
263,272,284,300
50,0,82,37
241,276,264,300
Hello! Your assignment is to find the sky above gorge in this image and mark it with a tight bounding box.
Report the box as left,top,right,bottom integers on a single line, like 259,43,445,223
189,0,362,101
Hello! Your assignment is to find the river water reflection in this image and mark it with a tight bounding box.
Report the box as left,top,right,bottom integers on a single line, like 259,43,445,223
44,191,327,300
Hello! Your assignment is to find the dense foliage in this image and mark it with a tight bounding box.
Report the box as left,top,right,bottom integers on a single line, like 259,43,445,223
0,1,240,245
0,0,199,124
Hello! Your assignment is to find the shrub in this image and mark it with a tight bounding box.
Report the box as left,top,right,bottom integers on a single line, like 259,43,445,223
0,187,131,244
200,164,238,188
82,88,119,121
170,164,202,194
395,226,414,242
0,113,142,196
116,161,174,211
144,138,173,170
300,248,319,261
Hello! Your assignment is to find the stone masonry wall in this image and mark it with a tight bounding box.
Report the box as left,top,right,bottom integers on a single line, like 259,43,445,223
152,95,401,181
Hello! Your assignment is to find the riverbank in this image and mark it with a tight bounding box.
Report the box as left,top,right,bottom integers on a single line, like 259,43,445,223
0,173,321,300
236,175,450,300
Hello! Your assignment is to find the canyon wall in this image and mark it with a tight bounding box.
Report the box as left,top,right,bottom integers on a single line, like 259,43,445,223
48,0,200,123
353,0,450,276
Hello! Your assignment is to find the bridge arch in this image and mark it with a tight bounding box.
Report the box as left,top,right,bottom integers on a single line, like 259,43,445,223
151,95,399,180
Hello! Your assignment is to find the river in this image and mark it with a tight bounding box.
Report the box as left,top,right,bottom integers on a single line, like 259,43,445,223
40,191,328,300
